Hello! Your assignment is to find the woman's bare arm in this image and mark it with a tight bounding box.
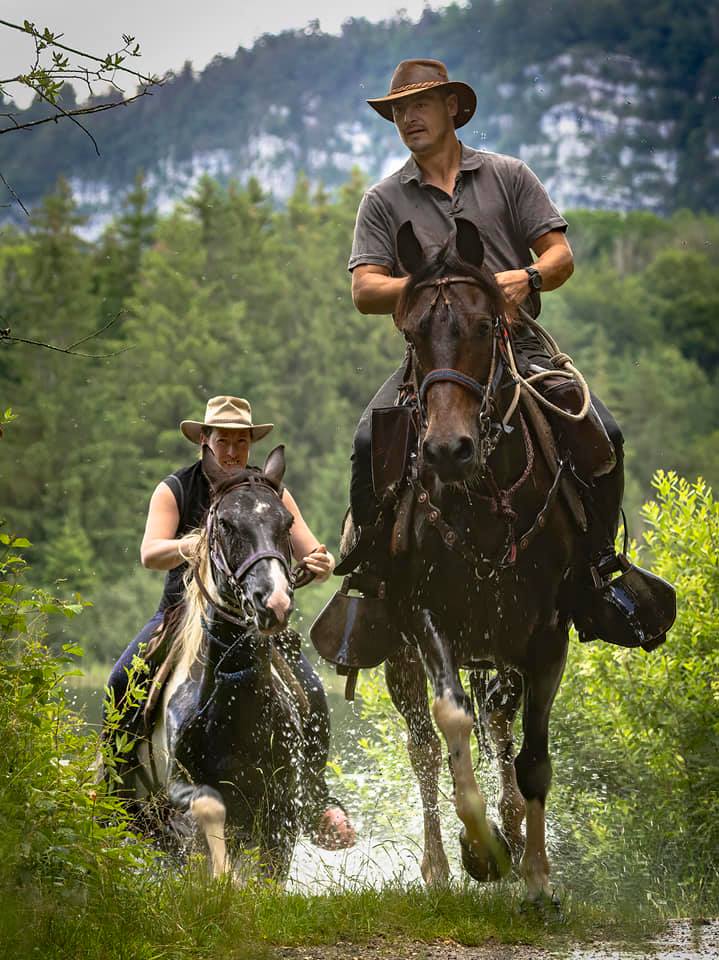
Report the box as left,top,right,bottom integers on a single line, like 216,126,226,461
282,488,334,582
140,482,199,570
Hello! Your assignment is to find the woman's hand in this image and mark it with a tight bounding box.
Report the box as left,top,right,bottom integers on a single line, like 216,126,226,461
303,544,335,583
177,533,201,565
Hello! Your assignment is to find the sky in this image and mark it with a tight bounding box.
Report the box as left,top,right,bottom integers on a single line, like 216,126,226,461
1,1,453,107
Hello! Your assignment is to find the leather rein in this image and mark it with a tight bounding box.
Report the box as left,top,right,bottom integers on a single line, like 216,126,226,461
192,475,314,629
404,275,567,572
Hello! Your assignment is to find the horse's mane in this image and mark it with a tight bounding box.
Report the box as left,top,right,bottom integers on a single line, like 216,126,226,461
398,241,506,318
171,526,212,676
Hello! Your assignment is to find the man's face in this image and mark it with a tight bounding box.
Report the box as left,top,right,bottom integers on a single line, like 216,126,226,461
202,427,251,468
392,89,458,153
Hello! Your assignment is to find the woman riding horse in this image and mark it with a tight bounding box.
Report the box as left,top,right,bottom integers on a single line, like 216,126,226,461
106,395,355,850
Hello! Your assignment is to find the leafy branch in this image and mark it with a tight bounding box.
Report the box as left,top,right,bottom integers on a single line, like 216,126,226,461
0,19,163,212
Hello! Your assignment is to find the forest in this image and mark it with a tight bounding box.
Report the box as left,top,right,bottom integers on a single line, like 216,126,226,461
1,172,717,657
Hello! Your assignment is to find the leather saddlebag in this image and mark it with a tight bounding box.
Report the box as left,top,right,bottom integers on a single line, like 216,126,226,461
309,576,402,669
371,405,416,498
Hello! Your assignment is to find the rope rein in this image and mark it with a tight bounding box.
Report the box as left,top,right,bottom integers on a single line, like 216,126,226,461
504,310,592,422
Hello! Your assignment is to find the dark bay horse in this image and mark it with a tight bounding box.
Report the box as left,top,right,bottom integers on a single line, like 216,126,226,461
381,220,579,906
128,445,310,881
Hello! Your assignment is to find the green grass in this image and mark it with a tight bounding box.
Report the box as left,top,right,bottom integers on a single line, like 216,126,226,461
0,864,669,960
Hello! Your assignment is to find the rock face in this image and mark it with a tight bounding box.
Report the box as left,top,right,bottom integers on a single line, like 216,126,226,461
1,2,716,225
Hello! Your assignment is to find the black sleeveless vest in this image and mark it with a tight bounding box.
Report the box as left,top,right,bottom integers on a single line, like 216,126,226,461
158,461,210,611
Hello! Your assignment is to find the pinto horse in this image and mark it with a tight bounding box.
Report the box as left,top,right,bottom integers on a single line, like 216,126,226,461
380,220,580,906
126,445,311,881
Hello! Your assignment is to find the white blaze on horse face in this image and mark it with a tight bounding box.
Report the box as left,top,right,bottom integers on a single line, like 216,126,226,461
265,558,292,623
253,501,271,517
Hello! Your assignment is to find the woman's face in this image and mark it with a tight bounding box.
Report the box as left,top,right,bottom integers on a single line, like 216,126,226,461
202,427,251,468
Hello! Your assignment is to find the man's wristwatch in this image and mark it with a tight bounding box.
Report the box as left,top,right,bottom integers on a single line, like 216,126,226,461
525,266,543,291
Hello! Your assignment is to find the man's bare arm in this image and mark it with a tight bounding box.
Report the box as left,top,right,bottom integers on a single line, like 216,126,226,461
351,264,409,315
494,230,574,306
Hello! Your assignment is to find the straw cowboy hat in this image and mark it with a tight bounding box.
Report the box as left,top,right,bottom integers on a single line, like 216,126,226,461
180,396,274,444
367,58,476,129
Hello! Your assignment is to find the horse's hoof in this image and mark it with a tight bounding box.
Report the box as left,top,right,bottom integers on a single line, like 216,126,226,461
520,889,564,922
459,821,512,882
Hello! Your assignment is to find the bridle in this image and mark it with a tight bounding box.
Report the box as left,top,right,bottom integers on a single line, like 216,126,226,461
407,275,512,466
193,474,314,628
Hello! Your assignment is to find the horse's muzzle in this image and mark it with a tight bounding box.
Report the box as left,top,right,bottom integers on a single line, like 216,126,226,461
253,585,293,634
422,434,476,482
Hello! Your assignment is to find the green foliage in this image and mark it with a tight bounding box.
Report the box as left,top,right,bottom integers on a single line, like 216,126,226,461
0,528,151,899
551,474,719,909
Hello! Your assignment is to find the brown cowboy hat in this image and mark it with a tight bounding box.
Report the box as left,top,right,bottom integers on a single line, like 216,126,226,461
367,58,476,129
180,396,274,444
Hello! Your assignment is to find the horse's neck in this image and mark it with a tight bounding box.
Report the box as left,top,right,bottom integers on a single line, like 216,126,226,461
201,612,272,690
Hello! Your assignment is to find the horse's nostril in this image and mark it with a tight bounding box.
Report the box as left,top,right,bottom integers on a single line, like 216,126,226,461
453,436,475,464
423,439,440,465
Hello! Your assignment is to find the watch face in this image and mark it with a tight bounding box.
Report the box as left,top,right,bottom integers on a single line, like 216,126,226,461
528,270,542,290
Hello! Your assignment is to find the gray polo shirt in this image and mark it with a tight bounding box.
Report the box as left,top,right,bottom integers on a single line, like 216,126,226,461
348,143,568,317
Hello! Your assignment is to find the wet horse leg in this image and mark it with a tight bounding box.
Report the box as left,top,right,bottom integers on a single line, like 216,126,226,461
484,670,525,860
415,611,511,882
168,779,228,878
385,646,449,885
515,628,568,903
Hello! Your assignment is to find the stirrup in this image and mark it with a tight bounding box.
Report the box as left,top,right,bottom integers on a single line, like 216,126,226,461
576,553,676,652
309,574,393,666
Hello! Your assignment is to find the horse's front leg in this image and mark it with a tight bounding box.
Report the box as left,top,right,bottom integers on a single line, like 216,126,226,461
168,778,228,878
385,645,449,886
515,627,568,906
415,610,511,882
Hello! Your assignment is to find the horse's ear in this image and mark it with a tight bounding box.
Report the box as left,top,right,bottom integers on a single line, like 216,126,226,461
455,218,485,269
263,444,286,489
396,220,425,276
201,443,227,490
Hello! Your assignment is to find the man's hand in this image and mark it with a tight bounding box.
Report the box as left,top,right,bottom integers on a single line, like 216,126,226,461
494,269,531,306
303,544,335,582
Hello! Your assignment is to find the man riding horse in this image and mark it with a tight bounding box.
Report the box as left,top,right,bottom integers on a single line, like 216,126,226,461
341,58,666,648
106,396,355,850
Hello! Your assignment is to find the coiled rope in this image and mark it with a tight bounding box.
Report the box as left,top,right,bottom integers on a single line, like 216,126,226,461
501,309,592,427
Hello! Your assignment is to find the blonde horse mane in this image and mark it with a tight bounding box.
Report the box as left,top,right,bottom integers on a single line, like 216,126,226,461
174,527,213,677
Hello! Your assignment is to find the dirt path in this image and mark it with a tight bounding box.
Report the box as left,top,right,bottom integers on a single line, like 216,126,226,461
276,919,719,960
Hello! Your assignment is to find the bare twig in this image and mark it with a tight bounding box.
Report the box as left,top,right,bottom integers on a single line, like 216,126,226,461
64,311,125,351
0,312,132,359
0,87,155,136
0,172,29,215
